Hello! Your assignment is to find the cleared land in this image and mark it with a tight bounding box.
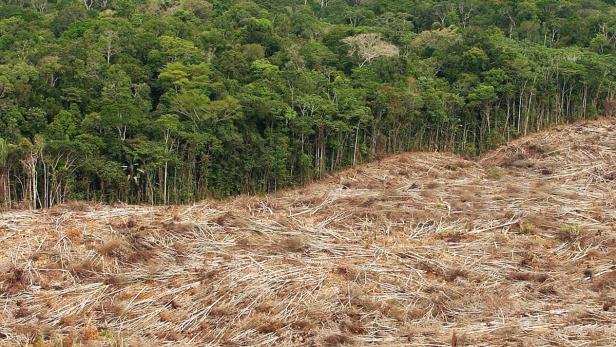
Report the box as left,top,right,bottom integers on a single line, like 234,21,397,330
1,119,615,347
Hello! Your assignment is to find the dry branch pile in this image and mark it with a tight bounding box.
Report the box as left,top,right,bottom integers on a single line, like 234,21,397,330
1,119,615,347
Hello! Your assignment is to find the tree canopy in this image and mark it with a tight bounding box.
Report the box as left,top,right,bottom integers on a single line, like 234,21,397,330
1,0,615,207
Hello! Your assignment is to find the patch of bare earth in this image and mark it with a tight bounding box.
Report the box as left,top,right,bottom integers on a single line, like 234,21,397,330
1,118,615,346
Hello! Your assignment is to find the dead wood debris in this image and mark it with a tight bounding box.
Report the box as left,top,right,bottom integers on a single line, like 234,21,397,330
1,118,615,346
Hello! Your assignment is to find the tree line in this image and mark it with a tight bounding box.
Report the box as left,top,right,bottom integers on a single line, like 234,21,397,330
1,0,615,208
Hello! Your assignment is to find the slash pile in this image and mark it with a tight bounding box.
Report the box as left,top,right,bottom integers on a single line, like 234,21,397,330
1,119,615,346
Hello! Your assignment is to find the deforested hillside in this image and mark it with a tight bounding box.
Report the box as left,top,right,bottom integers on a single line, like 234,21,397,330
1,118,615,346
2,0,616,206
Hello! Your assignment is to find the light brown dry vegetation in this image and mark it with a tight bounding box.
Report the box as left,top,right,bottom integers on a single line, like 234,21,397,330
1,119,615,346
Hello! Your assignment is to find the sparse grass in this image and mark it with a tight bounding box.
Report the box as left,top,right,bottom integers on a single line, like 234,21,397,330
558,225,581,242
63,200,90,211
509,159,535,168
81,326,99,341
592,271,616,292
96,238,129,257
256,320,284,334
486,166,505,180
280,236,305,252
425,181,440,189
445,163,459,171
322,334,351,346
444,267,467,282
519,222,536,234
508,271,549,283
68,258,102,278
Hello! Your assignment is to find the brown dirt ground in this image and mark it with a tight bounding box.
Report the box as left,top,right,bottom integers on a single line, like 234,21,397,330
1,118,615,346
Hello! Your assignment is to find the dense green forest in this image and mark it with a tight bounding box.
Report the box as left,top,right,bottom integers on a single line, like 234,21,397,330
1,0,615,207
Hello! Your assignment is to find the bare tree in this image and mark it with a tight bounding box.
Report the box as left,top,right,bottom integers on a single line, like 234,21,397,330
30,0,46,12
39,55,61,87
342,33,399,67
19,138,41,209
458,1,475,28
83,0,94,10
100,30,119,64
599,23,616,49
435,2,453,27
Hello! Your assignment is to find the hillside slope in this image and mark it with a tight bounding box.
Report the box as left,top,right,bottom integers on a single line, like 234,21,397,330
1,119,615,346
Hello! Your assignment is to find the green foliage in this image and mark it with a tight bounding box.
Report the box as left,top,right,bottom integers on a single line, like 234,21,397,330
0,0,615,207
0,138,9,167
558,225,581,242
